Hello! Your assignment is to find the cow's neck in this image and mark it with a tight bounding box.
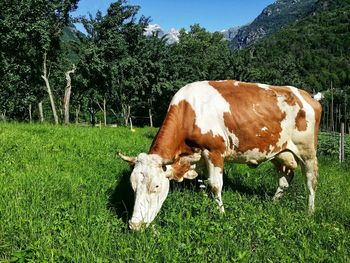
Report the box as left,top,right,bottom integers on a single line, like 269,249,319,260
149,105,191,160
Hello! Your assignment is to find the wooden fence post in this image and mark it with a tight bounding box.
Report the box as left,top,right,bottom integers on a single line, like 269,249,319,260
340,122,345,162
130,117,133,131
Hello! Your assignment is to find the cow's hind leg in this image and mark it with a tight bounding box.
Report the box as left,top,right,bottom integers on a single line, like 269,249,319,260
300,156,318,214
272,151,297,201
202,150,225,213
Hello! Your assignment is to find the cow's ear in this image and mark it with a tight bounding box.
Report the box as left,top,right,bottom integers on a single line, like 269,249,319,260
117,152,136,166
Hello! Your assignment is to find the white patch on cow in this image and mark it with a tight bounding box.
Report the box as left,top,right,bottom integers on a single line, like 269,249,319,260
258,83,270,90
271,94,299,156
234,81,239,86
203,150,224,212
287,86,316,155
261,126,268,131
171,81,239,154
239,148,270,164
288,86,315,133
171,81,230,136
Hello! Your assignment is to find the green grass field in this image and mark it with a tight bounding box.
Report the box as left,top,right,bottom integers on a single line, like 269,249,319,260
0,123,349,262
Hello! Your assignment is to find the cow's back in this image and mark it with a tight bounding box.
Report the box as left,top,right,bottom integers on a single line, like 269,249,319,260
169,80,321,164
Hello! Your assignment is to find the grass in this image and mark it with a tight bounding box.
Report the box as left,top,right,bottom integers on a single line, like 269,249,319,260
0,123,349,262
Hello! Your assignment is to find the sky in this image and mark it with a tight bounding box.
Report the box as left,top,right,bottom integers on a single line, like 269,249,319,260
72,0,276,33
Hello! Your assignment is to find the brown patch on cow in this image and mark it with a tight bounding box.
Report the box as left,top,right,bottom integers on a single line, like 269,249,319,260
208,151,224,169
271,86,303,108
171,159,191,181
295,109,307,131
208,80,287,154
149,101,195,160
149,100,226,171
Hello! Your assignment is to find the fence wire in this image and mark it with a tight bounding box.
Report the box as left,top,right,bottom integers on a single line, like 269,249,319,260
319,130,348,161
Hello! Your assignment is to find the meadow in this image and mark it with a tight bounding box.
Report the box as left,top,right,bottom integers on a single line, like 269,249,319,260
0,123,349,262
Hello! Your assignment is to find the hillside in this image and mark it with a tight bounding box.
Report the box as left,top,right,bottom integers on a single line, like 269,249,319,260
61,25,82,64
233,0,350,90
230,0,318,49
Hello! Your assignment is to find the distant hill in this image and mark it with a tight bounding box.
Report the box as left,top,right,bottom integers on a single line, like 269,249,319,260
221,24,250,41
233,0,350,94
61,25,82,64
230,0,318,49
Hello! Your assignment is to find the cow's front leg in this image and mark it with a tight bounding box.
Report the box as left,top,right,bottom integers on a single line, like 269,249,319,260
202,150,225,213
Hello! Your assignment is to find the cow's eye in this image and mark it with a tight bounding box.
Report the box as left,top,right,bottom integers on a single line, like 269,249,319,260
162,165,167,172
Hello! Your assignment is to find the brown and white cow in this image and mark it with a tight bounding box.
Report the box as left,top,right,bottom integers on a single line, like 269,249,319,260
119,80,322,230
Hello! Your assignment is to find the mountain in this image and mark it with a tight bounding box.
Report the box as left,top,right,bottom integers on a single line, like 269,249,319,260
144,24,180,44
221,24,248,41
230,0,318,49
232,0,350,94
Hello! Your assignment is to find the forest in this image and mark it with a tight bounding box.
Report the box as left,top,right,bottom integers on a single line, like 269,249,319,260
1,0,349,132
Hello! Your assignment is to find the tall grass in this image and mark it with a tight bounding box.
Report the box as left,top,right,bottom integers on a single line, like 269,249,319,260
0,123,349,262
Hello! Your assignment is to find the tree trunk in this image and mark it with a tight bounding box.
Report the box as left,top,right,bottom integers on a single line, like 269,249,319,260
325,101,329,131
103,98,106,126
29,103,32,123
63,65,76,124
149,108,153,127
330,81,334,132
345,101,348,134
38,101,44,122
75,104,80,124
90,107,96,127
97,98,107,126
41,52,59,124
122,104,130,126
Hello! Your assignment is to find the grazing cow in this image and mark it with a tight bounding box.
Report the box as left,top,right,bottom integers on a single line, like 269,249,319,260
119,80,322,230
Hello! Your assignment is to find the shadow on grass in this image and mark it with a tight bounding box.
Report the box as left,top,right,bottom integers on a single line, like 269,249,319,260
107,170,134,223
172,169,274,199
106,167,275,223
223,170,275,199
106,170,205,223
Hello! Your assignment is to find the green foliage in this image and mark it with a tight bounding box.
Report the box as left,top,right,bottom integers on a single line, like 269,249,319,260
318,132,350,156
0,0,79,120
0,124,349,262
230,1,350,91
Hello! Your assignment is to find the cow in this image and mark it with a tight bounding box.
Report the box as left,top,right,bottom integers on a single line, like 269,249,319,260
119,80,322,231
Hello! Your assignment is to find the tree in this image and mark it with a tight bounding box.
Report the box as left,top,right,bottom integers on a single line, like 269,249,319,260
0,0,79,122
75,0,150,126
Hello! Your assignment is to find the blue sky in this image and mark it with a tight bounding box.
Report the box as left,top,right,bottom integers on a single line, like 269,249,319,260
72,0,275,32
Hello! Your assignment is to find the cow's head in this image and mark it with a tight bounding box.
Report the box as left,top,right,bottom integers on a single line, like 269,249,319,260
118,152,172,230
